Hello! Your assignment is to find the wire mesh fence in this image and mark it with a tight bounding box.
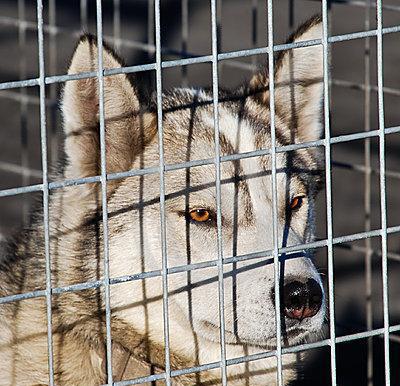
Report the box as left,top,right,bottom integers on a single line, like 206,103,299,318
0,0,399,385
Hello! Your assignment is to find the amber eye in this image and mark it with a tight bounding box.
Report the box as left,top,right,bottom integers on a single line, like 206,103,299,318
189,209,211,222
289,196,304,211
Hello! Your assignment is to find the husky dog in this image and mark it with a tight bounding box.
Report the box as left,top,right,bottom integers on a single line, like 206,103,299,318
0,16,326,385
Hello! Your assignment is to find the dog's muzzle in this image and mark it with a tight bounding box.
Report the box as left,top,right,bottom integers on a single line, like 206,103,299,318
271,250,324,323
281,278,323,321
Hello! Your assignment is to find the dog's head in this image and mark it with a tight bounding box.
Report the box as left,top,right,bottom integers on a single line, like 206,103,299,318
62,16,325,349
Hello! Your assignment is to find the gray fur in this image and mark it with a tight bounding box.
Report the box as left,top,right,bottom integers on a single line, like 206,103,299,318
0,16,325,385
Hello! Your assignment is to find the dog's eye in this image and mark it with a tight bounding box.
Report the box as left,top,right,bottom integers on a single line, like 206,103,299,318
289,196,304,211
189,209,211,222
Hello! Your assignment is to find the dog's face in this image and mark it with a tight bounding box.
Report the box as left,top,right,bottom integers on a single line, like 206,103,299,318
62,17,325,350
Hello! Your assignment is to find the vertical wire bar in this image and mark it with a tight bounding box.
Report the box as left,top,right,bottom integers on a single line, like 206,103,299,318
266,1,283,385
289,0,294,31
321,1,337,385
210,0,228,384
36,1,55,384
251,0,258,66
376,1,391,384
327,1,333,104
154,1,172,384
95,0,113,383
148,0,155,61
80,0,88,31
216,0,222,71
363,1,373,385
113,0,121,51
216,0,222,52
18,0,29,225
181,0,188,87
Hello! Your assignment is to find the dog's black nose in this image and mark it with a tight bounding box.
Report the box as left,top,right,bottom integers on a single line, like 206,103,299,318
281,279,323,321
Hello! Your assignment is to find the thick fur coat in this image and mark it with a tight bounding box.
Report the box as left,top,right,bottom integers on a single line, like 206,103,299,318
0,16,325,385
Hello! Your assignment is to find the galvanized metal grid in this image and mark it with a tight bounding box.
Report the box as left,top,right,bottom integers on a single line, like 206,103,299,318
0,0,399,385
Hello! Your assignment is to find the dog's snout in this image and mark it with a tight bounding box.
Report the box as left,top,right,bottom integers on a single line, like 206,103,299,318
283,279,322,321
277,279,323,321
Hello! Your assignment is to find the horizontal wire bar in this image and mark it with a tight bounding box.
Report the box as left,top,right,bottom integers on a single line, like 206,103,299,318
2,76,399,108
305,0,400,12
0,89,58,105
3,78,397,114
1,124,399,199
107,322,400,386
0,0,399,59
0,15,195,58
333,160,400,180
0,15,254,75
0,223,399,306
0,25,400,92
337,242,400,262
4,149,400,185
0,161,43,179
0,15,154,52
332,79,400,97
0,182,43,197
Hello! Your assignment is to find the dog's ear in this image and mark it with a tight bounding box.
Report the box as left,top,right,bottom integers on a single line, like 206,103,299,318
62,35,156,183
250,16,323,143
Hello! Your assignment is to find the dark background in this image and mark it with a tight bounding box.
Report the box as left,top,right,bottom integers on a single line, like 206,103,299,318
0,1,399,385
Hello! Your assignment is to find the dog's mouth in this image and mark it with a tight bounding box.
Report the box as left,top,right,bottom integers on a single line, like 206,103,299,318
200,320,312,348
